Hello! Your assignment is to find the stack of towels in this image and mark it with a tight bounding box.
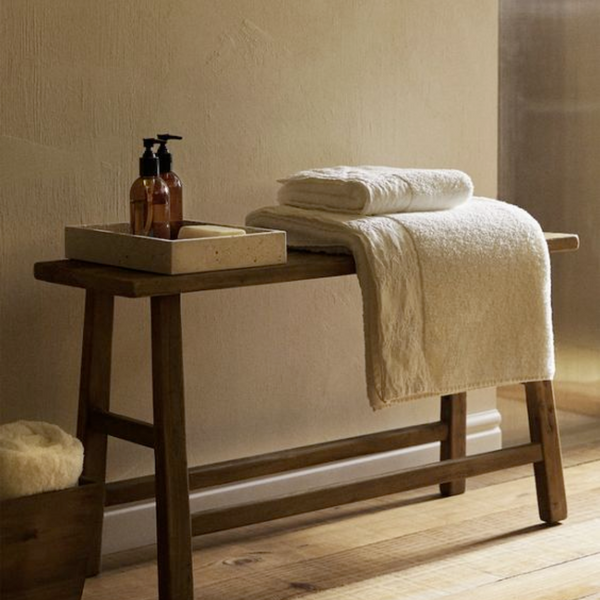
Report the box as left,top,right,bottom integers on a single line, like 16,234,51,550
0,421,84,500
247,166,554,410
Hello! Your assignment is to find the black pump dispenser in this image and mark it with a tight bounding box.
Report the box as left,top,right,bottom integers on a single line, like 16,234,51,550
156,134,183,174
140,138,160,177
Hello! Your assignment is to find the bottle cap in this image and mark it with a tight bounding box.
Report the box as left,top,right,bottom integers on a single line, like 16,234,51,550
139,138,160,177
156,134,183,174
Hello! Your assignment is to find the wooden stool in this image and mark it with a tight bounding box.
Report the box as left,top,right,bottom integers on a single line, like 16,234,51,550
34,232,577,600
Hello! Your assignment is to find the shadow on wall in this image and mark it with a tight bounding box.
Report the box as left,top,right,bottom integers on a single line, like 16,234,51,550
499,0,600,403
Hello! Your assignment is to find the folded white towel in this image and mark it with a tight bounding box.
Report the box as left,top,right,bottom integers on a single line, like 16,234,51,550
0,420,84,500
247,198,554,409
277,166,473,215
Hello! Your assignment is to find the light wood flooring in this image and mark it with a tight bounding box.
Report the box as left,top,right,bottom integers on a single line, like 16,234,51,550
83,393,600,600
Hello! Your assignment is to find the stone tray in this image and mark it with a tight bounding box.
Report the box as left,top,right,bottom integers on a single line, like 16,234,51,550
65,220,287,275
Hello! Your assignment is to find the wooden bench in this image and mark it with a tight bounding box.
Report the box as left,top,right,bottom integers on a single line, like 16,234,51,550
34,232,579,600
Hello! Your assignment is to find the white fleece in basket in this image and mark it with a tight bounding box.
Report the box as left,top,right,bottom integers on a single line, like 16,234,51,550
0,420,84,500
278,166,473,215
247,198,554,410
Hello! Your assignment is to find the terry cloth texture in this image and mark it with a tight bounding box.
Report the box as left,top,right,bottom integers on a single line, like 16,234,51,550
247,198,554,410
0,420,84,500
277,166,473,215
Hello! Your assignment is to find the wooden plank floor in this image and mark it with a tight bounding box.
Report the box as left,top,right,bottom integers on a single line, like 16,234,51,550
83,406,600,600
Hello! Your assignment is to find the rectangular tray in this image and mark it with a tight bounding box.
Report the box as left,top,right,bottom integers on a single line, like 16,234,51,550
65,220,287,275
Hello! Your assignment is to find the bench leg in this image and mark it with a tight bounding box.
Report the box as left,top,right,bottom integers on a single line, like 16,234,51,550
151,294,194,600
439,392,467,496
525,380,567,523
76,291,115,576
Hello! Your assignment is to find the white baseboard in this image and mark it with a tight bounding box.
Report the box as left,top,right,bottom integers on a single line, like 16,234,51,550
101,409,501,555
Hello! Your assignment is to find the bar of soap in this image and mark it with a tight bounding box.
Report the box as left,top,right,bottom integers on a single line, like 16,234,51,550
178,225,247,239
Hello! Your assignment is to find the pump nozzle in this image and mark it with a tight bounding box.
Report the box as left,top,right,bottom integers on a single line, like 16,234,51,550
157,134,183,142
142,137,161,153
139,138,161,176
156,134,183,173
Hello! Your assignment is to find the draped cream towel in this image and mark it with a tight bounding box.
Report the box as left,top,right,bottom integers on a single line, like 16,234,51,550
247,198,554,410
278,166,473,215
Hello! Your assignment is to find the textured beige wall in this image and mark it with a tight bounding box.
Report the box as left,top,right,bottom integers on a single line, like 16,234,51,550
0,0,498,481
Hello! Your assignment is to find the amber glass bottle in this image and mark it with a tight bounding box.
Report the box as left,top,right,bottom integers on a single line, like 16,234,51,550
156,134,183,238
130,139,171,239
